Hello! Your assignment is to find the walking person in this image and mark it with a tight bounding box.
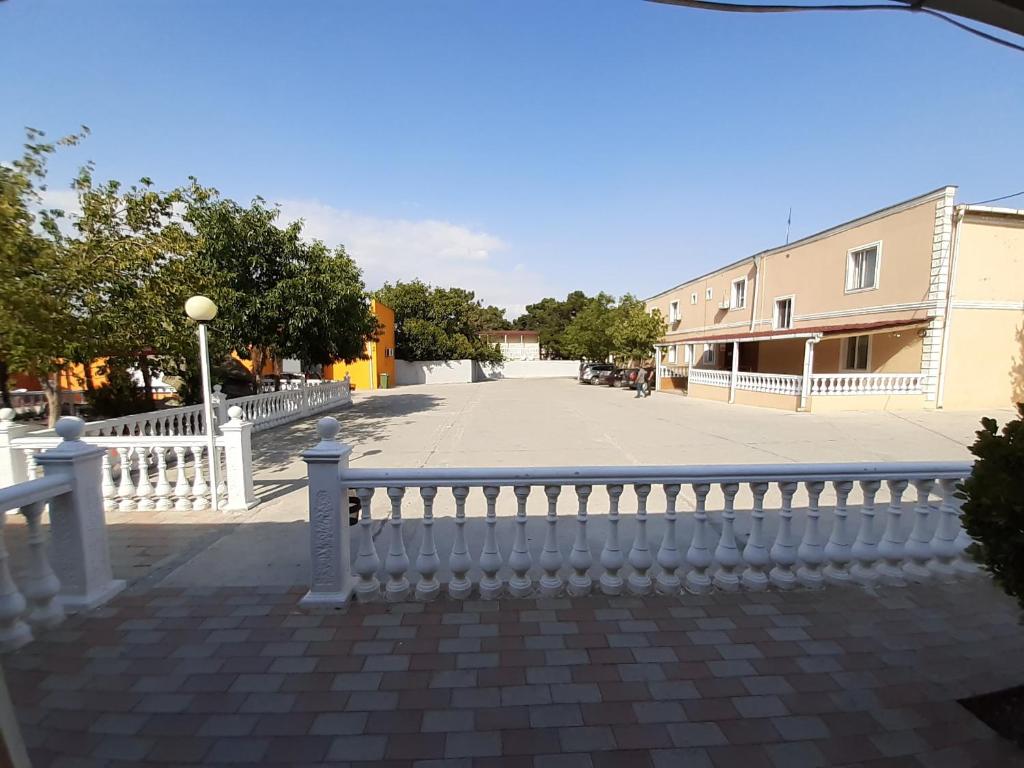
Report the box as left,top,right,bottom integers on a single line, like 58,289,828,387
634,368,644,398
643,367,654,397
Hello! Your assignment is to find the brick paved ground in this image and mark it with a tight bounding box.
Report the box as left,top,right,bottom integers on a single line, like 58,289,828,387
8,578,1024,767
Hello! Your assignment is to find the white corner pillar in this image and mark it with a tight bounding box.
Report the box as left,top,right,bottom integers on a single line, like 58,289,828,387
301,416,354,610
220,406,257,512
36,417,125,612
0,410,28,489
728,342,740,404
799,337,819,411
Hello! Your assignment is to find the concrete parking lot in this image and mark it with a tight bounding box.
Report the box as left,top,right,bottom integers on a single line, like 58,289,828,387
151,378,1008,588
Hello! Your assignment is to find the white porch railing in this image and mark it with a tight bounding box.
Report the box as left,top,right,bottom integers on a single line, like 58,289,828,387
735,372,802,395
688,368,731,388
301,417,975,607
810,373,924,396
229,378,350,433
0,418,124,650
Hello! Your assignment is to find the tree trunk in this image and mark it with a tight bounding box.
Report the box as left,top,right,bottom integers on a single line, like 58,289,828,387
0,361,11,410
42,368,63,428
82,361,96,394
252,348,265,395
138,356,155,410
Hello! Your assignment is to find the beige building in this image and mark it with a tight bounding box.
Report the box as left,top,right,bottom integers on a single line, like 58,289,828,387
480,330,541,361
647,187,1024,412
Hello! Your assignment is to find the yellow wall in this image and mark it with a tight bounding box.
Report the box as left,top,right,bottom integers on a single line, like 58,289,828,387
755,339,805,375
942,309,1024,410
325,300,396,390
811,332,922,374
687,382,800,411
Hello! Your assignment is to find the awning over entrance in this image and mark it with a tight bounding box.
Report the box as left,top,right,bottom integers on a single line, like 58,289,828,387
662,317,932,347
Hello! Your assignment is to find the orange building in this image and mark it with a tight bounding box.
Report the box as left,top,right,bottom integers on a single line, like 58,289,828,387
324,300,396,390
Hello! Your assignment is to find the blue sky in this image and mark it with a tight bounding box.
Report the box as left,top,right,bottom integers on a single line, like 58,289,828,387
2,0,1022,315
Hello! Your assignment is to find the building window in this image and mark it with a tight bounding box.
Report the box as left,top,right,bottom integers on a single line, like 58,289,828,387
705,287,713,300
773,297,793,330
669,301,680,323
846,243,880,292
684,344,693,365
385,348,394,358
690,292,698,305
667,345,677,364
843,335,870,371
730,278,747,310
702,344,716,366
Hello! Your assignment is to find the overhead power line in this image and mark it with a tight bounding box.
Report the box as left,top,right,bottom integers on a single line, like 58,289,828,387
645,0,1024,54
969,190,1024,206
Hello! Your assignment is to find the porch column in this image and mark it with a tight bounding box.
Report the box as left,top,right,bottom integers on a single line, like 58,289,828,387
799,337,819,411
728,342,739,404
654,345,664,392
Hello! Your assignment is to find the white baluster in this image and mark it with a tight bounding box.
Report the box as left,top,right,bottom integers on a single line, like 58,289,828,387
384,487,410,601
930,478,962,579
152,448,172,511
741,482,770,590
628,484,653,595
713,482,742,591
599,484,624,595
657,483,683,594
190,446,209,511
101,450,117,513
20,501,64,629
685,483,714,594
479,486,503,599
0,506,30,651
172,446,192,511
540,485,563,597
876,479,908,584
796,481,826,588
509,486,533,597
769,481,798,589
824,480,855,583
415,486,441,601
135,447,154,510
354,487,381,601
903,479,934,580
25,449,39,480
568,485,592,596
448,486,472,599
216,446,228,506
850,480,881,585
116,447,137,511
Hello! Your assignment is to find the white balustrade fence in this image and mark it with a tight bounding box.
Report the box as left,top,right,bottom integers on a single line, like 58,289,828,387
229,378,350,433
734,372,803,395
810,373,924,396
688,368,732,388
0,418,124,651
301,417,976,607
2,407,257,513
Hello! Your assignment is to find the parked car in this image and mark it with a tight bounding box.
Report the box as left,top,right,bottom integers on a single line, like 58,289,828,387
608,368,634,387
615,367,655,390
579,363,614,384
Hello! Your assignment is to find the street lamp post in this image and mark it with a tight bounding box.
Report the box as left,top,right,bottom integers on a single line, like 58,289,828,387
185,295,220,512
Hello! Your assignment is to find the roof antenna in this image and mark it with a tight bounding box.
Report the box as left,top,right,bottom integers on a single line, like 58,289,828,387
785,207,792,245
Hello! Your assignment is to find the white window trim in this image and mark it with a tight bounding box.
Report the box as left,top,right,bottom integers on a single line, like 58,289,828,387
703,343,717,366
845,241,882,294
705,287,713,300
840,334,872,372
772,295,795,330
730,277,747,310
684,344,693,365
667,345,677,364
690,292,698,305
669,300,680,323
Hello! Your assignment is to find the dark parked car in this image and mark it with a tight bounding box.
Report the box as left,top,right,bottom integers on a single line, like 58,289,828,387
615,367,655,390
608,368,634,387
579,363,614,384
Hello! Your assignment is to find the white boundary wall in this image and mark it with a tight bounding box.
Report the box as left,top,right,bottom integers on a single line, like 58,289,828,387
476,360,579,380
395,360,474,385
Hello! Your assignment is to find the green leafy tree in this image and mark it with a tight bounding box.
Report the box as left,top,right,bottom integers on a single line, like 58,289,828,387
611,294,666,365
472,304,512,331
184,188,380,391
514,290,590,359
0,128,89,425
958,406,1024,609
375,280,502,363
562,293,616,361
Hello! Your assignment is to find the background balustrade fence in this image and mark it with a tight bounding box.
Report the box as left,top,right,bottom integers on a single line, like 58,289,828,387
301,418,976,608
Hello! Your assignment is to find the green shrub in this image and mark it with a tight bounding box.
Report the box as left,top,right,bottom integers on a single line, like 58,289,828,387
959,404,1024,609
83,367,150,419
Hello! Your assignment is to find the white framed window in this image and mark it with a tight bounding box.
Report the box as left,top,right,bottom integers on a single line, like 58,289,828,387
690,292,698,305
667,345,677,364
669,301,680,323
773,296,794,330
730,278,747,310
846,242,881,293
683,344,693,365
705,287,713,300
702,344,716,366
843,335,871,371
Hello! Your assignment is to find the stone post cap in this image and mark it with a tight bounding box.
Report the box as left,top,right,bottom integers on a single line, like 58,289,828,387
213,384,223,394
55,417,85,441
0,408,14,422
317,417,340,442
227,405,244,420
